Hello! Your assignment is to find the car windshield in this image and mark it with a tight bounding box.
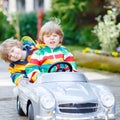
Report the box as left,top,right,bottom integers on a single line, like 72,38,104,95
39,72,88,83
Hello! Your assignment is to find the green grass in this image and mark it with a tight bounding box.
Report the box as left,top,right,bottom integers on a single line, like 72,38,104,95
72,50,120,73
65,45,84,51
65,46,120,73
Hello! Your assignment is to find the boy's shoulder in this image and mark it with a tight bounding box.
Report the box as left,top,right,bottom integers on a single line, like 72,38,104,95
36,42,46,49
60,45,66,49
59,45,69,51
33,46,51,55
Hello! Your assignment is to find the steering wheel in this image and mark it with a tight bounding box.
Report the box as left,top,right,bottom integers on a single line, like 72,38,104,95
48,61,73,73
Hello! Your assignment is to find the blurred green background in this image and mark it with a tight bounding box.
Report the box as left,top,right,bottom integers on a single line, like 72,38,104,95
0,0,106,49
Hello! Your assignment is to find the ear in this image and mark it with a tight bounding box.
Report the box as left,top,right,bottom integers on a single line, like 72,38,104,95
60,36,63,43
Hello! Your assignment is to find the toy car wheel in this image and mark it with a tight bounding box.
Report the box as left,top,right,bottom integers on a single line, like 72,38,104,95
28,103,34,120
48,61,73,72
17,96,25,116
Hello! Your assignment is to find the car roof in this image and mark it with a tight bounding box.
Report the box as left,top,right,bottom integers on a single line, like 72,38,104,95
39,72,88,83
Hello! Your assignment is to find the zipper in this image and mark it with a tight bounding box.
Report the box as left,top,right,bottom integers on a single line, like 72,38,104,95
51,49,56,63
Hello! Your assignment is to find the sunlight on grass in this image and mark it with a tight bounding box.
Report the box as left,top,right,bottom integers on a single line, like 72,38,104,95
65,45,84,52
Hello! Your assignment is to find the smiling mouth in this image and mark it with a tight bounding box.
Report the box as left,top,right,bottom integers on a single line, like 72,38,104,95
50,41,55,44
13,54,20,59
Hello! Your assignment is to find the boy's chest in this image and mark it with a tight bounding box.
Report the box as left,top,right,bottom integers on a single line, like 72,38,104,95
43,52,65,64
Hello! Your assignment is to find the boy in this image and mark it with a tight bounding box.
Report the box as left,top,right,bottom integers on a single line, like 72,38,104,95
26,20,77,83
0,36,37,86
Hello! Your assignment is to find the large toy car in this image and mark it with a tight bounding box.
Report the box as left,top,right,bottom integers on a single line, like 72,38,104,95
16,62,116,120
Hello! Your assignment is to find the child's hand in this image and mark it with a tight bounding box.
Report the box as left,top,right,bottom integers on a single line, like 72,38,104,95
19,77,29,86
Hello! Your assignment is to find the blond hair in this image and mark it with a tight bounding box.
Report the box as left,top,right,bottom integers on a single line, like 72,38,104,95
39,20,64,43
0,38,22,63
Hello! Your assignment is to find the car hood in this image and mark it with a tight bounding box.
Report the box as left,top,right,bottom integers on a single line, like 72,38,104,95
42,82,98,103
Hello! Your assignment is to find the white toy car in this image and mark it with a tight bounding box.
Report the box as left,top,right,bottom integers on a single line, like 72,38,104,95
16,62,116,120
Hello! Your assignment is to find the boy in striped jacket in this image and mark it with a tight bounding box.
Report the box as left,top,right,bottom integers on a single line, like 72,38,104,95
0,36,38,86
25,20,77,83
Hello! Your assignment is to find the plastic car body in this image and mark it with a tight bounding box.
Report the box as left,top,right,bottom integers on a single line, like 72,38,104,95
16,72,116,120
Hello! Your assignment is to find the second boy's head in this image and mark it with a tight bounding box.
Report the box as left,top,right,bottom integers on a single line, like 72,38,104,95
0,38,23,63
39,20,64,49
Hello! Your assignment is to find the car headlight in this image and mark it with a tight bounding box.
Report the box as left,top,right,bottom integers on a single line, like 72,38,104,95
101,93,115,108
40,95,55,109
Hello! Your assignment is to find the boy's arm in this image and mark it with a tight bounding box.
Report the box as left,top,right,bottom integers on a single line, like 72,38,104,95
10,72,25,86
25,50,41,82
25,63,40,83
21,36,36,47
63,47,77,72
8,66,26,86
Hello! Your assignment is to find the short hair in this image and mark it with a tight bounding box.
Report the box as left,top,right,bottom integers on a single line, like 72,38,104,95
0,38,22,63
39,20,64,43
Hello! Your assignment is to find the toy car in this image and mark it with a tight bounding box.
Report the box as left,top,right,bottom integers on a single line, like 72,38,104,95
16,62,116,120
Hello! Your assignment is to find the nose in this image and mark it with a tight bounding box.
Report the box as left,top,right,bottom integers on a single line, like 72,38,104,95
10,52,16,58
10,52,14,56
50,35,54,39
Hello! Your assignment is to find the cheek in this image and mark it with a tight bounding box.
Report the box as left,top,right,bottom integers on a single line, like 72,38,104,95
56,38,61,44
44,39,49,44
9,57,17,62
15,49,22,54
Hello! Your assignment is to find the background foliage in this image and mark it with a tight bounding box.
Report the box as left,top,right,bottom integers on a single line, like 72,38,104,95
93,9,120,52
0,0,108,49
18,12,38,40
43,0,106,48
0,11,16,42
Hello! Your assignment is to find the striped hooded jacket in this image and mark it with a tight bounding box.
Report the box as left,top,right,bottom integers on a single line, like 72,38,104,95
8,36,38,86
25,45,77,83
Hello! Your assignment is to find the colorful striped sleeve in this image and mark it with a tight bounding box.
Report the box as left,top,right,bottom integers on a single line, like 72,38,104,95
61,47,78,72
25,50,43,82
21,36,36,46
8,65,25,86
25,63,40,83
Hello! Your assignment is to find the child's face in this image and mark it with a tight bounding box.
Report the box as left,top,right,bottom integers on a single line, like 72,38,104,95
43,33,60,49
8,46,23,62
